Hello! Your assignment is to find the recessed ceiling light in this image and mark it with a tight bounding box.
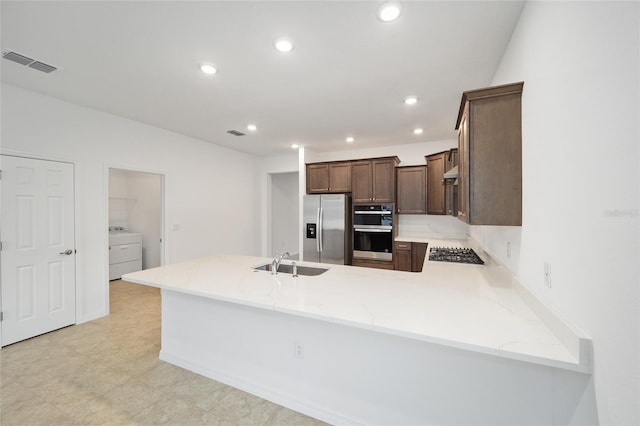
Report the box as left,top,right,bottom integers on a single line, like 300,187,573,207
413,128,424,135
404,96,418,105
247,124,257,132
291,143,300,149
377,2,402,22
273,36,294,53
346,137,355,143
199,63,218,75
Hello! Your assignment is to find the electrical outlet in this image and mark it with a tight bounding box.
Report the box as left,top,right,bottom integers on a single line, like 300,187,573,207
544,262,552,288
506,242,511,258
294,341,305,359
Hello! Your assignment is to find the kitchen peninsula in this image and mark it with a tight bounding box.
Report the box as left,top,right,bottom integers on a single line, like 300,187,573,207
123,243,592,425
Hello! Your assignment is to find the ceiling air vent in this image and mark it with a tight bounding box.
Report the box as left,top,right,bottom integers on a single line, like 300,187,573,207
3,51,34,65
2,50,57,73
227,130,246,136
28,61,57,73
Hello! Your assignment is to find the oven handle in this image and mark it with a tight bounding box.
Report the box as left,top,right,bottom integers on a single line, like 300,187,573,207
354,228,392,233
354,210,392,215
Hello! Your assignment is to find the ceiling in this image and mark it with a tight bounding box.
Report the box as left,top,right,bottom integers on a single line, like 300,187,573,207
1,1,525,157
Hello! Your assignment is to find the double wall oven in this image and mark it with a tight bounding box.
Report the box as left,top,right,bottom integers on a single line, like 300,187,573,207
353,204,394,261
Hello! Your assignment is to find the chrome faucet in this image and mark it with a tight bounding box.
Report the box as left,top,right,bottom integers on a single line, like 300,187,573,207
271,252,290,275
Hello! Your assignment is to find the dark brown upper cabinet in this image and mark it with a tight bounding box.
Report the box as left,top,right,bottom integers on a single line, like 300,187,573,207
455,81,523,226
396,165,426,214
351,157,399,203
306,161,352,194
426,153,446,215
444,148,459,216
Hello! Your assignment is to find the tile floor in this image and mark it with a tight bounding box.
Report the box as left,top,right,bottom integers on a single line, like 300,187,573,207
1,280,327,425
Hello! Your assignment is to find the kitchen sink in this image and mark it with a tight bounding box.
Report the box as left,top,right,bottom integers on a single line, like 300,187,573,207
253,263,328,276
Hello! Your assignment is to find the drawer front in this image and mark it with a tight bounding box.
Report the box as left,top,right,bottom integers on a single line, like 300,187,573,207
109,260,142,280
109,243,142,264
109,233,142,246
394,241,412,251
352,258,394,270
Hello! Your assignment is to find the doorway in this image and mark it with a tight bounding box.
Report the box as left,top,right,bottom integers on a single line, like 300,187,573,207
108,168,164,278
270,172,299,259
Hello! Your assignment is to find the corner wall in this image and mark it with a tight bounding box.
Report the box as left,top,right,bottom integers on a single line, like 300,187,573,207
473,2,640,424
1,83,261,322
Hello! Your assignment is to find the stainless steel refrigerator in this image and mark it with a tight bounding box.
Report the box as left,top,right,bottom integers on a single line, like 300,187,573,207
303,194,352,265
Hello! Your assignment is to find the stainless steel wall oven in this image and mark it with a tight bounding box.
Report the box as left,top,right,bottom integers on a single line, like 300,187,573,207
353,204,394,261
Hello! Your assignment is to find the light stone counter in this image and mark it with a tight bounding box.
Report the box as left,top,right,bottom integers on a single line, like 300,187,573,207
123,241,591,373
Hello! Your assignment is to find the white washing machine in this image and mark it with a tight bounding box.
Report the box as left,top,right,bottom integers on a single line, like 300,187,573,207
109,230,142,280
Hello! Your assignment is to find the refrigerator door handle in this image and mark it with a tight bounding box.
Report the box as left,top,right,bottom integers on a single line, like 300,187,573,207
316,207,321,252
319,207,323,252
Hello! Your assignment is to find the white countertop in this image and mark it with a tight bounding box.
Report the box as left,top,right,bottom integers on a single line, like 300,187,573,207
123,240,591,373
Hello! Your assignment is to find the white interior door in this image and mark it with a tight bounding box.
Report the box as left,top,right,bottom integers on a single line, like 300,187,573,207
1,155,76,346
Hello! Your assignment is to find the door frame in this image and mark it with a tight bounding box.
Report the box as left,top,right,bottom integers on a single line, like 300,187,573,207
103,163,167,313
0,150,80,344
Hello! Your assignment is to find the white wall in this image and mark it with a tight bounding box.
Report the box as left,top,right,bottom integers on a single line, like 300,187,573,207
270,172,299,258
108,170,130,229
471,2,639,425
309,139,457,166
259,153,300,257
1,83,261,323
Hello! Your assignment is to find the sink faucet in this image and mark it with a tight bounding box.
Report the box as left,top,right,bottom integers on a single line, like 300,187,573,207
271,252,290,275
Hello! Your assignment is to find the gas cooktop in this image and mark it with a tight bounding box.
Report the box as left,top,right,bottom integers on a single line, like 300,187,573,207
428,247,484,265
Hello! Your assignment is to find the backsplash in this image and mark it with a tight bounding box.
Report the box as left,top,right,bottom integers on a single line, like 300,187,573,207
396,215,468,239
468,225,521,274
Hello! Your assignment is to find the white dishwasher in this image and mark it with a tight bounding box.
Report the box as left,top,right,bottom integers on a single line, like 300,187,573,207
109,231,142,280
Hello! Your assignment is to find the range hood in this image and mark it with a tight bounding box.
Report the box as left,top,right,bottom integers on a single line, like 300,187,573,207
443,165,459,179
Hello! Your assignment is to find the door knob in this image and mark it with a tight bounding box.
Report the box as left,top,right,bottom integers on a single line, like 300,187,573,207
59,249,73,255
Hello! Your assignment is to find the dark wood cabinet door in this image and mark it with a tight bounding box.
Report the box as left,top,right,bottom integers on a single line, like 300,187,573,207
352,161,372,203
372,159,395,203
393,241,427,272
427,153,446,214
444,148,459,216
394,249,412,272
455,82,522,225
457,110,470,222
469,92,522,225
393,241,412,271
446,148,458,171
329,162,352,193
411,243,428,272
306,164,329,193
396,166,426,214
